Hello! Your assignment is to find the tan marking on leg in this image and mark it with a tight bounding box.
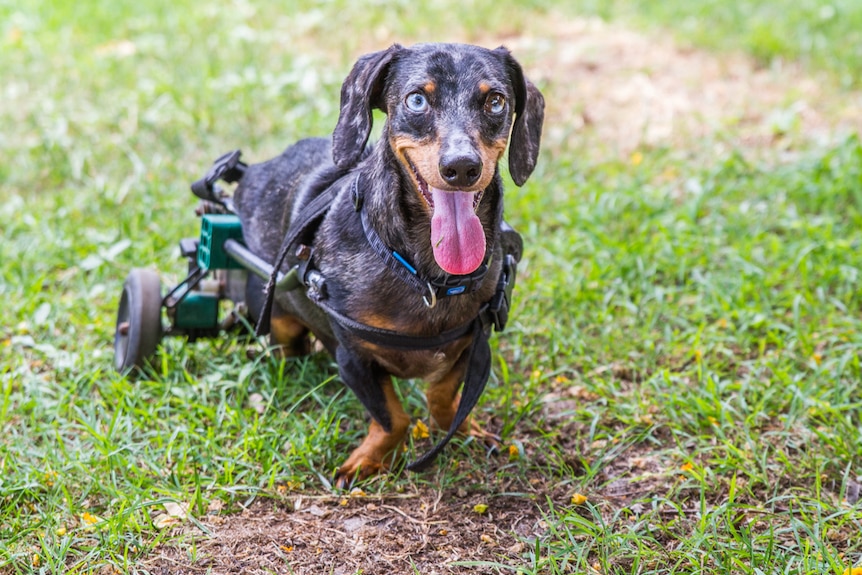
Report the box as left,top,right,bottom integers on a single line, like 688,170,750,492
426,364,470,434
427,361,500,448
335,378,410,488
269,313,309,357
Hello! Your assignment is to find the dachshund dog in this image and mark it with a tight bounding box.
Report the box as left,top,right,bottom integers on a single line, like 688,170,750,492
234,43,544,487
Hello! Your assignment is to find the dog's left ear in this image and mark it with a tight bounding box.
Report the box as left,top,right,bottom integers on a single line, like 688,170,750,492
332,44,403,169
495,47,545,186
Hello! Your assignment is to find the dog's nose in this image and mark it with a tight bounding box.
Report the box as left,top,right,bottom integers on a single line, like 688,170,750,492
439,153,482,188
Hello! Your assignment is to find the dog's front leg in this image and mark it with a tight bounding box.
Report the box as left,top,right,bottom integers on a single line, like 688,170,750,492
333,346,410,489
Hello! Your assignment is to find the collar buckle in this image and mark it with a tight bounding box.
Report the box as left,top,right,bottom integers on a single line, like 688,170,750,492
429,262,489,299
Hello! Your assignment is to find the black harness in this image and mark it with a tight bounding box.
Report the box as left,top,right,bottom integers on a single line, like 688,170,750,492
201,152,521,471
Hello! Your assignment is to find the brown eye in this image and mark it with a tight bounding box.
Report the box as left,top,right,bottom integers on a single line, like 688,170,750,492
485,93,505,114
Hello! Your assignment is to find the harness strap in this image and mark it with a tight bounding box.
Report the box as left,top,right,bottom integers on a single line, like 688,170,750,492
319,296,495,471
314,298,478,351
255,186,338,337
406,318,492,471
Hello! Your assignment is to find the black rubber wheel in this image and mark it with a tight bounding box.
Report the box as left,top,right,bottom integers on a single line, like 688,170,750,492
114,268,163,372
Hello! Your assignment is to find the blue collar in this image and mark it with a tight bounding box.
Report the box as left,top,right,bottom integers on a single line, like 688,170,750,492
351,175,490,308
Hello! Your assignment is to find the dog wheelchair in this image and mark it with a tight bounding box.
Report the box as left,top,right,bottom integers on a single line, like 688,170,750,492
113,151,282,371
113,150,523,373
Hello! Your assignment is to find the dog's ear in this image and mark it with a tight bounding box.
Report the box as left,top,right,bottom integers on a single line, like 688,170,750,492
495,47,545,186
332,44,402,169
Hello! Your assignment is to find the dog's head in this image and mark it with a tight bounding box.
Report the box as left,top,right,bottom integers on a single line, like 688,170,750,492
332,43,544,275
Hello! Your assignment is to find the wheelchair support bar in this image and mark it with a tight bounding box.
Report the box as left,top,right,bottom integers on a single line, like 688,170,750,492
222,239,301,291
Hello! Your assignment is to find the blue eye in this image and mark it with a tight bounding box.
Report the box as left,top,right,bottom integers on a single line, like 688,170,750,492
485,93,506,114
405,92,429,112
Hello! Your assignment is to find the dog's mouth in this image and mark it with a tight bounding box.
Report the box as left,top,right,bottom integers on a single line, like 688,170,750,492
405,155,486,276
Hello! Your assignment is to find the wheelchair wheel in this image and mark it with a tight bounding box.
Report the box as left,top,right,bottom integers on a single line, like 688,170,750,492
114,268,163,372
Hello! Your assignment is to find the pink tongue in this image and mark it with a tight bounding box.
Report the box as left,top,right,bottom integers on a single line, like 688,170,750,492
430,188,485,275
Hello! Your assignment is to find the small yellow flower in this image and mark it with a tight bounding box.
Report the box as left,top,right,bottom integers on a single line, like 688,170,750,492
480,534,495,544
812,353,823,365
531,369,542,381
339,498,349,506
694,349,703,361
6,27,23,44
280,545,294,553
82,512,100,525
32,554,40,567
349,488,366,498
716,318,728,329
55,526,67,536
707,416,719,426
508,444,520,461
680,462,694,472
842,568,862,575
473,503,488,514
412,419,430,440
630,151,644,166
276,484,288,494
570,493,588,505
43,470,57,487
438,529,448,536
659,166,678,181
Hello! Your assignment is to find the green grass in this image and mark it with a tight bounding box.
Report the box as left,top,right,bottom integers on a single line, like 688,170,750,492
497,138,862,574
3,0,862,573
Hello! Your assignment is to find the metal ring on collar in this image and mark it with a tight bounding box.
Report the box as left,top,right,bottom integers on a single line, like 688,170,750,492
422,282,437,308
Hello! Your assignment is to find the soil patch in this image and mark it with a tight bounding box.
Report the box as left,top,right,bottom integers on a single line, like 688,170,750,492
495,16,862,156
143,483,552,574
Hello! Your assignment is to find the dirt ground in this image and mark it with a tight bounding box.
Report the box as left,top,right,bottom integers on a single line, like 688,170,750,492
143,13,862,575
509,16,862,155
144,468,562,574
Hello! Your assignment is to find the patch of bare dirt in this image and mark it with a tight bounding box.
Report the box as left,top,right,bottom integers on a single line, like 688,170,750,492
494,16,862,155
141,428,693,575
143,484,550,574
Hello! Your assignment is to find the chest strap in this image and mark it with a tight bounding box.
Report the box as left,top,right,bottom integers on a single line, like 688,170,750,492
307,248,518,472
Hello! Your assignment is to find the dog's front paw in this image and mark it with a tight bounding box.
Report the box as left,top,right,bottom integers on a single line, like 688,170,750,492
333,455,386,490
333,418,407,490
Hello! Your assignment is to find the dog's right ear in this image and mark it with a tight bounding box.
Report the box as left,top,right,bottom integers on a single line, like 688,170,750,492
332,44,402,169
